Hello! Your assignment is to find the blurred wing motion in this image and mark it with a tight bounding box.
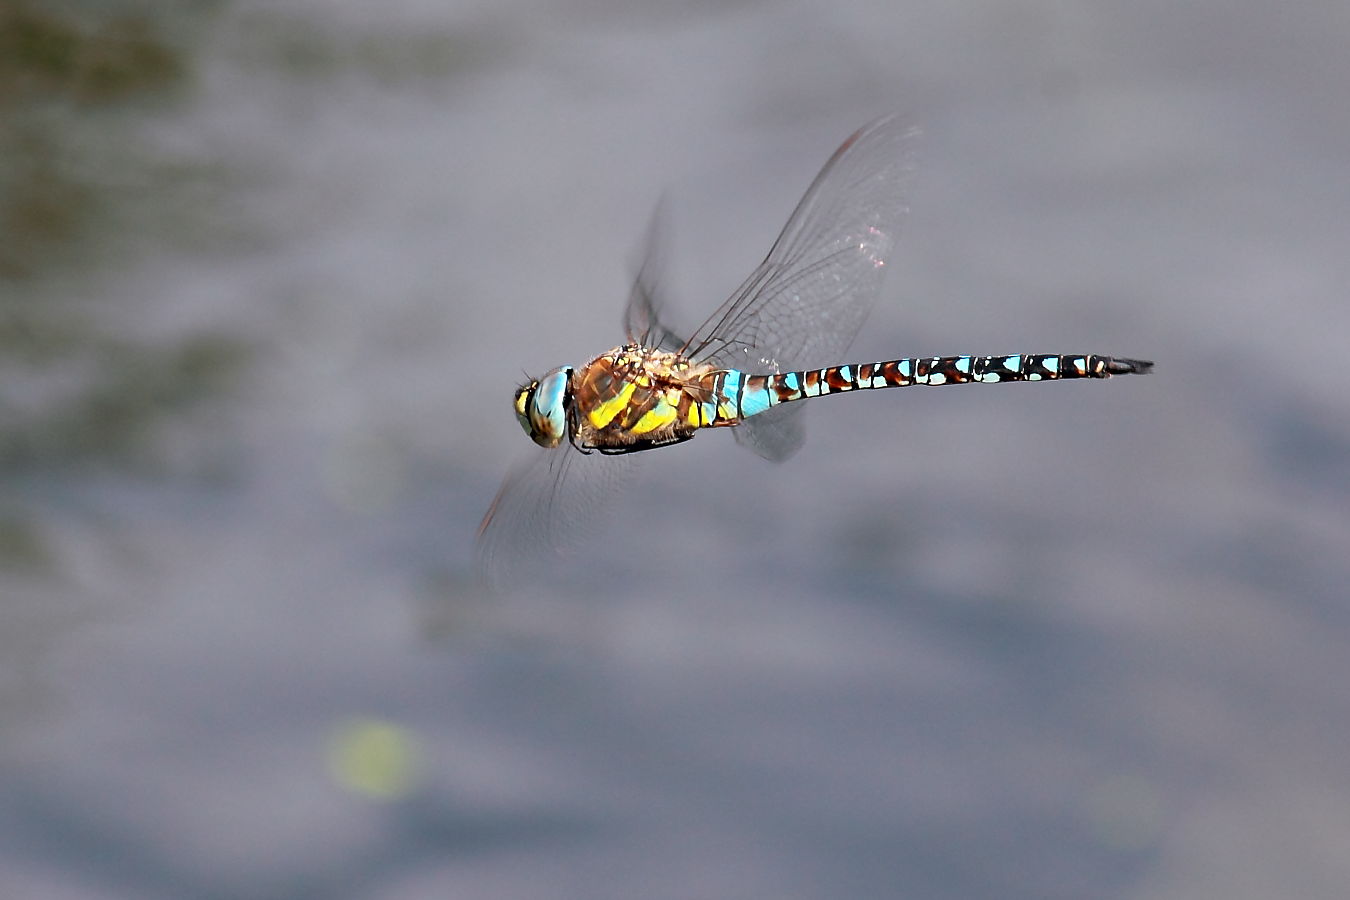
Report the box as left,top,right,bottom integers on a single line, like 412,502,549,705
477,444,638,591
622,199,686,353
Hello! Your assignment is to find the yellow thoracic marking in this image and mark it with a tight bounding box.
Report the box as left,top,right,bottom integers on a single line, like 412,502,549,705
687,400,712,428
514,390,529,417
587,379,636,428
631,398,677,434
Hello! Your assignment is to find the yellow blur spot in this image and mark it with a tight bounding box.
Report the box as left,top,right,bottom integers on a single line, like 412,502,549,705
327,718,420,800
631,400,676,434
587,380,636,428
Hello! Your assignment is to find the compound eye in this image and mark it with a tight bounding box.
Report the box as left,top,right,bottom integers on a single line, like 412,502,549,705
525,369,570,448
513,383,536,437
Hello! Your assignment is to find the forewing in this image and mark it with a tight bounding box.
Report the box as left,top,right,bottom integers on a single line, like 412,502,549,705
622,201,687,353
476,446,639,591
685,115,919,459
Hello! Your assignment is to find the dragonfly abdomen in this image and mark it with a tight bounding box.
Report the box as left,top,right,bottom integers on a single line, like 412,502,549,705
719,354,1152,421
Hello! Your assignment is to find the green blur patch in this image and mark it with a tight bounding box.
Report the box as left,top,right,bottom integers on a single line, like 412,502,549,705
0,2,185,104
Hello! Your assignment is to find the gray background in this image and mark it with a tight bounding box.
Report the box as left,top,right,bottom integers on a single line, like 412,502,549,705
3,0,1348,897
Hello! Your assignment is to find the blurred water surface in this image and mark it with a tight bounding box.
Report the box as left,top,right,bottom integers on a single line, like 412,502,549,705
3,1,1349,898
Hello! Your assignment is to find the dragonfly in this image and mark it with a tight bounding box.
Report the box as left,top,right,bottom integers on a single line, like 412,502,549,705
477,115,1151,586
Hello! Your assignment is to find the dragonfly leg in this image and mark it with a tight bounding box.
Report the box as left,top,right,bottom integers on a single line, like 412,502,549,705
595,433,696,455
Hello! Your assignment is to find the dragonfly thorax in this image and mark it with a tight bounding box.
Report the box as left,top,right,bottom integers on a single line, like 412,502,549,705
514,365,574,449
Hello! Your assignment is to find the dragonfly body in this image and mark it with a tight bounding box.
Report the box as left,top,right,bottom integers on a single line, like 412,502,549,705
479,115,1151,585
518,348,1152,456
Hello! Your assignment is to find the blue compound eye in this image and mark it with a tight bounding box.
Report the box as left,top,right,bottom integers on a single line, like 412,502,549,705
515,367,571,448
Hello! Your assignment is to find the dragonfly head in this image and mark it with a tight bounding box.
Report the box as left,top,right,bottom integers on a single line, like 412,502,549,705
514,366,573,449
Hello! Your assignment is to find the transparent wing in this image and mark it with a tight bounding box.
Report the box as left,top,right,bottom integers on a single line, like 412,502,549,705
480,206,680,591
622,200,686,353
687,115,919,370
476,445,639,592
683,115,919,460
479,209,675,592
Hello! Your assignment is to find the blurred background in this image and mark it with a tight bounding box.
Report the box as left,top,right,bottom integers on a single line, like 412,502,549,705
2,0,1348,897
